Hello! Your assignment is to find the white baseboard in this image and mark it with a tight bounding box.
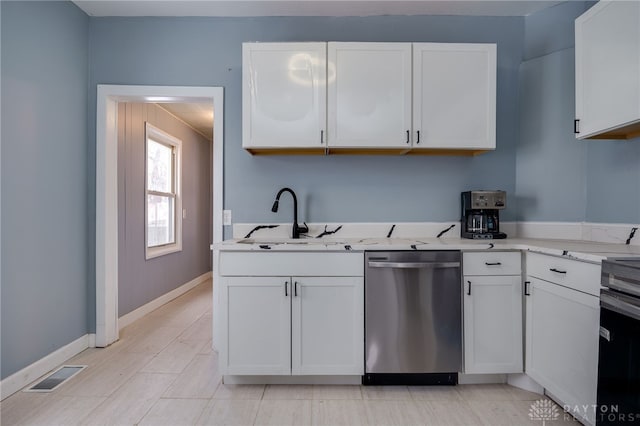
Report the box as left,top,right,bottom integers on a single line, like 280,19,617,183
88,333,96,348
118,271,212,330
507,373,544,394
222,375,362,385
0,334,89,401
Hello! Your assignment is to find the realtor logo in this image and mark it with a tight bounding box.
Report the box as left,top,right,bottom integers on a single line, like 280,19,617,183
529,399,560,425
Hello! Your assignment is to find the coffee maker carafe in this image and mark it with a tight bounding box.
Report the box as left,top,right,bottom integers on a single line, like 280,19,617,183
461,191,507,239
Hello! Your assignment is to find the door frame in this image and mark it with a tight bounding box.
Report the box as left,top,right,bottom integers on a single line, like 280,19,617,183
95,85,224,347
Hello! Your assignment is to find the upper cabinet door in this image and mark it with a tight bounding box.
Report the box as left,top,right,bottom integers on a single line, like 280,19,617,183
413,43,496,150
575,1,640,140
243,43,327,150
327,43,412,149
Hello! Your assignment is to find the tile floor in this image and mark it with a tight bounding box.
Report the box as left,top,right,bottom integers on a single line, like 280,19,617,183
0,280,580,425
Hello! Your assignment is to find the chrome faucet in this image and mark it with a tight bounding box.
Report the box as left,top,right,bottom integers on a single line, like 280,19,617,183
271,187,308,239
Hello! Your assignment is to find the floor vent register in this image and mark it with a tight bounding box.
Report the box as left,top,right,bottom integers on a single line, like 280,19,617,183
25,365,87,392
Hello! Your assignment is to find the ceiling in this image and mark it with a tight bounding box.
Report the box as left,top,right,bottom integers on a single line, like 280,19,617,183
73,1,564,17
157,103,214,140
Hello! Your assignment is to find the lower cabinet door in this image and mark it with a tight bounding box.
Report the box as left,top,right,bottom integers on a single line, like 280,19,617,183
464,275,523,374
525,277,600,425
221,276,291,375
291,277,364,375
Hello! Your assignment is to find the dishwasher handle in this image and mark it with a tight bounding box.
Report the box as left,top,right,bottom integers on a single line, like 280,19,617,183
367,261,460,269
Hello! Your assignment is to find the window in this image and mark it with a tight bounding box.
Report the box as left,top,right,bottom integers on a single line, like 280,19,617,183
145,123,182,259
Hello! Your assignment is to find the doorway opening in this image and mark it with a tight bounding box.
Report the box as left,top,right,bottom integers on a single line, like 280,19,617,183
95,85,224,347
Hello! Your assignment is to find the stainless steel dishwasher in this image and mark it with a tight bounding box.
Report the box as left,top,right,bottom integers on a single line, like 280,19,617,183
364,251,462,385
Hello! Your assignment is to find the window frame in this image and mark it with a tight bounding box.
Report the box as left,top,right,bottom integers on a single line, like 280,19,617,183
144,122,183,260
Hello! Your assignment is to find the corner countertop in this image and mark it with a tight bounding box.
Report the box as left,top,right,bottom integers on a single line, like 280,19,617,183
213,237,640,263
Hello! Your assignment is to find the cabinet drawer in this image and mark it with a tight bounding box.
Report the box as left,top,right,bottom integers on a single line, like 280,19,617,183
526,252,601,296
220,252,364,277
463,251,521,276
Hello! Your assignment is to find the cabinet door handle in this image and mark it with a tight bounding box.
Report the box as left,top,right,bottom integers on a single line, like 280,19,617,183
294,281,298,297
524,281,531,296
285,281,288,297
406,130,410,144
485,262,502,266
574,119,580,134
320,130,324,145
416,130,420,144
550,268,567,274
467,280,472,296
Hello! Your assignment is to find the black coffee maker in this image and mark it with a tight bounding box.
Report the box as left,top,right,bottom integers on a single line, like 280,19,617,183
461,190,507,239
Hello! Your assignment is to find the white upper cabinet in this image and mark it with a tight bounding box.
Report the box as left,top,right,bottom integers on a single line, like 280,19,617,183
242,41,497,154
413,43,496,150
242,43,327,151
575,1,640,140
327,42,412,149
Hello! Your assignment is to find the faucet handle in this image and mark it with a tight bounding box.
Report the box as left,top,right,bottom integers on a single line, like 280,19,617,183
298,222,309,235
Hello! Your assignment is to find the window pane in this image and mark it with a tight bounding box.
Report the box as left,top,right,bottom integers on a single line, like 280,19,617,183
147,195,175,247
147,139,173,193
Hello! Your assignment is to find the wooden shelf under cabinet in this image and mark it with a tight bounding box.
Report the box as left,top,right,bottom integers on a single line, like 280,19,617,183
245,147,492,156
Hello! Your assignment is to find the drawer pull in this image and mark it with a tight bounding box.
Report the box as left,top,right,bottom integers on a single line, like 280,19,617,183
550,268,567,274
485,262,502,266
294,281,298,297
524,281,531,296
467,280,472,296
285,281,289,297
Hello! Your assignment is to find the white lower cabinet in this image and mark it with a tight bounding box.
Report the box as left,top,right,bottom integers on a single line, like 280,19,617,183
525,276,600,425
463,275,523,374
292,277,363,375
223,276,291,375
463,251,523,374
219,265,364,376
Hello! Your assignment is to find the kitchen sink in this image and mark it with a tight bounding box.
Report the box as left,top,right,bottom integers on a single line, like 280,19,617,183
236,238,346,245
355,238,428,245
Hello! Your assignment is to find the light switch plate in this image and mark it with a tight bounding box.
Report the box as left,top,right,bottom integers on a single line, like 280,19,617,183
223,210,232,226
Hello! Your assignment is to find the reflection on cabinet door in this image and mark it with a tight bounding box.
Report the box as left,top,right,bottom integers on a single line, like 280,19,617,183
243,42,327,150
327,42,412,148
292,277,364,375
413,43,496,150
525,277,599,425
221,276,291,375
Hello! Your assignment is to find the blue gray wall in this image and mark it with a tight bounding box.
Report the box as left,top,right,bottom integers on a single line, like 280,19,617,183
88,15,524,234
1,1,89,379
517,1,640,223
